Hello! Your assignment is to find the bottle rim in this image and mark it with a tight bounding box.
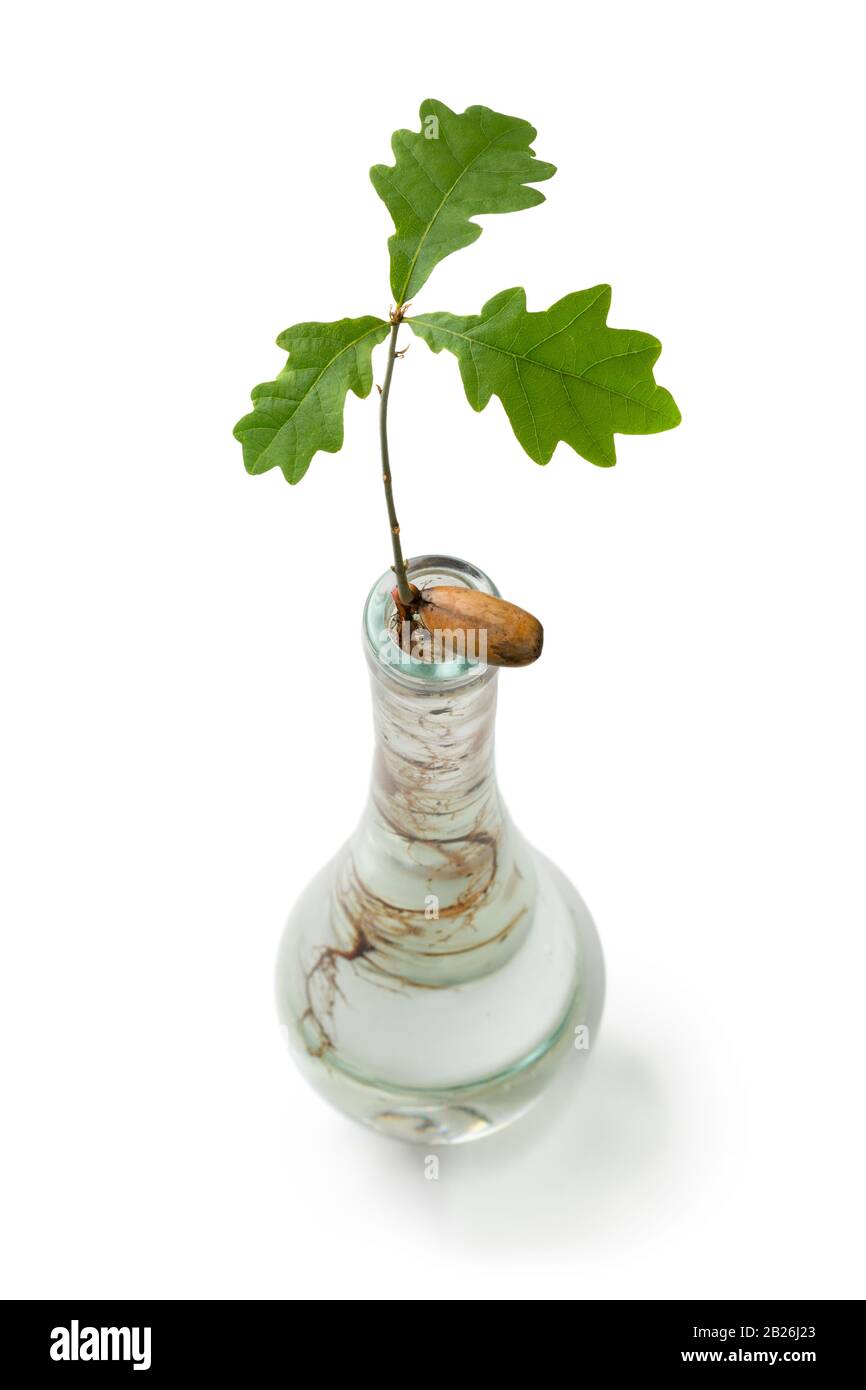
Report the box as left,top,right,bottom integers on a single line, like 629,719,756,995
363,553,501,688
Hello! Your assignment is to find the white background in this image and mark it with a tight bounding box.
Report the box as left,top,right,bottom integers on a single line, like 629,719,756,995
2,0,864,1300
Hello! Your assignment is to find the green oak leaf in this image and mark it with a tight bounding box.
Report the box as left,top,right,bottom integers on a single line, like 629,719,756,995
370,99,555,306
233,316,390,484
408,287,681,467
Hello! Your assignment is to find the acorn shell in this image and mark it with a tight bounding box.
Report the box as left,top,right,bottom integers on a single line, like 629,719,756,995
416,586,543,668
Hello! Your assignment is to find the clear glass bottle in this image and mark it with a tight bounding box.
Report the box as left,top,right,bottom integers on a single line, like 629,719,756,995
276,555,604,1143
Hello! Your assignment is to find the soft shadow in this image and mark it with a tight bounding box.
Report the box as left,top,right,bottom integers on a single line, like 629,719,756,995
420,1033,672,1252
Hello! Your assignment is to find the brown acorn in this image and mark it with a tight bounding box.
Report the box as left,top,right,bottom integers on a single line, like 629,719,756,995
414,586,543,668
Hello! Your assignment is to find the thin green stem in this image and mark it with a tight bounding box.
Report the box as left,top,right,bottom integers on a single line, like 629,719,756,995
379,316,413,605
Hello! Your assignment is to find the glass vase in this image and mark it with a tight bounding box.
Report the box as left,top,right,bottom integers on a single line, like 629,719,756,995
276,555,604,1144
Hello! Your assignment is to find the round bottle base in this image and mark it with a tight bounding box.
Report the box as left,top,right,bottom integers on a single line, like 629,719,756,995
277,851,604,1145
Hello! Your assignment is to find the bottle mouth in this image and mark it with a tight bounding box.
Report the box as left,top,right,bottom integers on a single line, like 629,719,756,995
363,554,501,688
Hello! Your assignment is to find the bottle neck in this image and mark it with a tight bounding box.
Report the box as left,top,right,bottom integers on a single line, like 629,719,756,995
337,656,534,989
368,662,499,843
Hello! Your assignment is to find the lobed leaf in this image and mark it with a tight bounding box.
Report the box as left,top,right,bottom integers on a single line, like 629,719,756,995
233,316,389,484
370,99,555,305
408,287,681,467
